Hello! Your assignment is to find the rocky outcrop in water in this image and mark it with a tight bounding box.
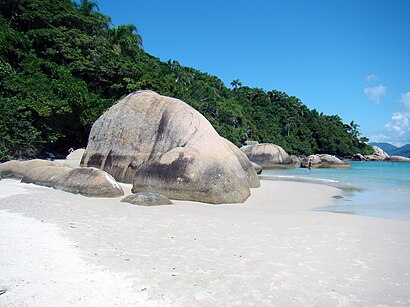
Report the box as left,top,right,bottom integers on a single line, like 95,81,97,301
365,146,389,161
352,153,365,161
301,154,350,168
384,156,410,162
81,90,259,204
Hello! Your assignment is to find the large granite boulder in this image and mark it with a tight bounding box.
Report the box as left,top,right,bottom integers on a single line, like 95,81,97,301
81,90,258,204
301,154,350,168
222,138,260,187
21,165,124,197
365,146,389,161
250,162,263,174
121,192,173,206
0,159,55,179
56,167,124,197
21,166,73,188
240,143,293,169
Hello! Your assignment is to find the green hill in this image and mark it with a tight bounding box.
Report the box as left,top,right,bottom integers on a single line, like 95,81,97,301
392,144,410,157
0,0,373,161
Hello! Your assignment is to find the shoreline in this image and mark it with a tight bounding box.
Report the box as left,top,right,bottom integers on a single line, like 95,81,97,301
1,178,409,306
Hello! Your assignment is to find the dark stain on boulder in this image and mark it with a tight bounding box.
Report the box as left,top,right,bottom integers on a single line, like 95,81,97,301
104,150,114,169
148,110,169,160
246,153,272,164
104,151,135,183
87,153,103,168
136,153,194,183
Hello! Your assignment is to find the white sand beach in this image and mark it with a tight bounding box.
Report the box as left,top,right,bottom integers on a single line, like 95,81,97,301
0,178,409,306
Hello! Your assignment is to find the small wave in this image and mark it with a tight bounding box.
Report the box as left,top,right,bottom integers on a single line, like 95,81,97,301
259,175,363,192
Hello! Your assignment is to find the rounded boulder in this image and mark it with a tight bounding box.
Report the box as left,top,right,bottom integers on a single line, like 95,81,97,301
81,91,257,204
240,143,293,169
121,192,173,206
55,167,124,198
21,165,73,188
0,159,55,179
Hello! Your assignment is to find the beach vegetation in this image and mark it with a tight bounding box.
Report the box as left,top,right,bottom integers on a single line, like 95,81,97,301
0,0,373,161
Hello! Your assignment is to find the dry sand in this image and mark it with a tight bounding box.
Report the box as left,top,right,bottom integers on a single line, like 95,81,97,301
0,178,409,306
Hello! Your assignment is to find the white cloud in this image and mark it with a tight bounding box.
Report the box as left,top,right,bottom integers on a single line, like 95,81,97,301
371,92,410,145
364,85,387,104
400,92,410,110
365,74,378,82
384,112,408,136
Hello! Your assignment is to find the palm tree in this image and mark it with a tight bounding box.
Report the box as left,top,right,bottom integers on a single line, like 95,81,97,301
284,119,297,136
230,79,242,90
349,120,360,138
77,0,99,14
110,24,143,54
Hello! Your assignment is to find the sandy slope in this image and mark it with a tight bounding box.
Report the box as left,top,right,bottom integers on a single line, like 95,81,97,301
0,178,409,306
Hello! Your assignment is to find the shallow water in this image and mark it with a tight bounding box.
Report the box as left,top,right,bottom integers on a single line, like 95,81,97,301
264,162,410,220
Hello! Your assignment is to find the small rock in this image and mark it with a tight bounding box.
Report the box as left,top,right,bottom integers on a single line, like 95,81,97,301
121,192,173,206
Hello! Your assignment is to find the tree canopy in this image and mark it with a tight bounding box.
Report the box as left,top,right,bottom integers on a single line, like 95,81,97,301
0,0,373,161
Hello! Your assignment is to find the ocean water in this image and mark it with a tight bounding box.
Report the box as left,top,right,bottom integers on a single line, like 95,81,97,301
263,162,410,220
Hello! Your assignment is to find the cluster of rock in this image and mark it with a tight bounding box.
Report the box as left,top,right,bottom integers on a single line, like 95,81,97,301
80,90,259,204
240,143,350,169
9,91,409,206
1,91,262,205
0,158,124,197
353,146,410,162
0,155,176,206
301,154,350,168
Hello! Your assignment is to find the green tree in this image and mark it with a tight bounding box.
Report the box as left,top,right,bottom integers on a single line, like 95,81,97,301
230,79,242,90
0,0,373,160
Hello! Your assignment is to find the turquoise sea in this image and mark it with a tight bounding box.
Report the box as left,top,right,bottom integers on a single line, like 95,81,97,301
263,162,410,221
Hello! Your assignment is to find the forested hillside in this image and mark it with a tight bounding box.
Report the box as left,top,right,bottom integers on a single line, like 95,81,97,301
0,0,373,161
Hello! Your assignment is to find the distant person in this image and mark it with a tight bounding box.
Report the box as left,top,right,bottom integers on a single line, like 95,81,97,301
308,161,312,171
68,147,74,154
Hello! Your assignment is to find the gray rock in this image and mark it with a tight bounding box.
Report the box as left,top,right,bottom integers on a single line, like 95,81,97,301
21,166,73,188
384,155,410,162
21,165,124,197
52,148,86,168
57,167,124,197
0,159,55,179
222,138,260,187
66,148,86,161
121,192,173,206
365,146,389,161
352,153,365,161
81,91,256,204
250,162,263,174
301,154,350,168
290,155,302,167
240,143,293,169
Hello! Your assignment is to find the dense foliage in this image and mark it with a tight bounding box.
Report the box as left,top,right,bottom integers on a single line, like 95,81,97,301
0,0,373,161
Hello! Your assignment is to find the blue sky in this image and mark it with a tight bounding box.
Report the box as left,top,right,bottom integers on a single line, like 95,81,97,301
96,0,410,146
